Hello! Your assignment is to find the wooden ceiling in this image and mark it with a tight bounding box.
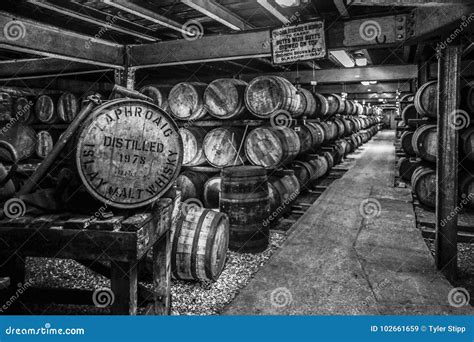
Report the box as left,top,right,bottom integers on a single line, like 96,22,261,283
0,0,472,103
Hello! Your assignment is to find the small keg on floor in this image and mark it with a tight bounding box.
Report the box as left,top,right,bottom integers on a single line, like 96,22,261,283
220,166,270,253
172,207,229,282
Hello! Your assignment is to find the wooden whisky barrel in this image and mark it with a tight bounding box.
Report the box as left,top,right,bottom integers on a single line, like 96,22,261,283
0,92,12,121
75,99,183,209
342,118,353,135
412,166,436,208
168,82,208,120
0,123,36,161
290,160,314,189
176,170,209,202
13,96,35,123
293,88,317,118
204,79,248,119
414,81,437,119
312,92,329,118
179,127,207,166
333,118,346,138
203,176,221,208
35,130,54,159
244,76,299,118
203,127,246,167
306,122,325,149
400,130,416,157
220,166,270,253
412,124,437,163
460,127,474,161
322,151,334,170
172,207,229,282
139,85,170,111
319,121,338,142
325,94,340,116
399,93,415,112
459,172,474,208
268,169,300,218
398,157,421,182
35,95,57,123
57,92,79,123
307,155,329,181
244,126,300,168
402,104,419,128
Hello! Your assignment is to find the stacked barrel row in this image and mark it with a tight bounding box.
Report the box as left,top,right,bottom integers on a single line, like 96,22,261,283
403,81,474,209
163,77,382,283
0,91,93,162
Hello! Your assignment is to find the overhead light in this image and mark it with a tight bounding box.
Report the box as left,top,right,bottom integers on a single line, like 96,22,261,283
355,57,367,67
275,0,300,7
367,88,371,92
310,81,318,86
369,81,377,85
361,81,370,86
329,50,355,68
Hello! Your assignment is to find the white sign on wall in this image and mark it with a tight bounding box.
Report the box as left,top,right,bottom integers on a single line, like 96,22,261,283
271,20,326,65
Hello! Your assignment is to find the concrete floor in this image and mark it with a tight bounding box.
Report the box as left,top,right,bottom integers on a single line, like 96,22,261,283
225,130,473,315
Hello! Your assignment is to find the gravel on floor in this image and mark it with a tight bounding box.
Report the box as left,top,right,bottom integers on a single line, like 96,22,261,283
21,231,287,315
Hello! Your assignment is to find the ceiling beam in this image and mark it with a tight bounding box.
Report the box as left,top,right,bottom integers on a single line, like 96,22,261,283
0,11,123,68
103,0,188,35
4,79,114,95
0,57,106,77
256,0,290,24
180,0,252,30
348,0,471,6
239,65,418,84
129,14,412,68
0,69,112,82
333,0,350,18
26,0,158,42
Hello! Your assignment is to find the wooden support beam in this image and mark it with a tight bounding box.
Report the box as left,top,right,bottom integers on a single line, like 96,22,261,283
0,58,105,77
180,0,253,30
130,14,412,68
435,43,461,282
334,0,350,18
256,0,290,24
240,65,418,84
0,69,112,82
4,79,114,95
0,11,123,68
26,0,158,42
103,0,188,35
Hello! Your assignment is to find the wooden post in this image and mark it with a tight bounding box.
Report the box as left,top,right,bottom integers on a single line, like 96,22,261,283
111,262,138,315
152,231,171,315
435,43,460,282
